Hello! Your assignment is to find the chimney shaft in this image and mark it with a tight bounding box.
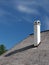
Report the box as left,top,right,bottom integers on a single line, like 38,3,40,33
34,20,41,46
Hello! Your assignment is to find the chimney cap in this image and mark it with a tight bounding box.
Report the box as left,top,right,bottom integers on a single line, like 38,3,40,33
34,20,40,25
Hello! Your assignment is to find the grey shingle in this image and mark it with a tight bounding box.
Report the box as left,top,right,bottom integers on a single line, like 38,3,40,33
0,30,49,65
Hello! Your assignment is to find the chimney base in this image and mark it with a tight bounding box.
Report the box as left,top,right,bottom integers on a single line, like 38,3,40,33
34,42,41,47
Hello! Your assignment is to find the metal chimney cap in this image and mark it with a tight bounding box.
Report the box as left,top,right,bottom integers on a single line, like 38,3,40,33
34,20,40,25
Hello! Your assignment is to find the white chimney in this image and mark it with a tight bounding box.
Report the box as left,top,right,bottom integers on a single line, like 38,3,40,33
34,20,41,46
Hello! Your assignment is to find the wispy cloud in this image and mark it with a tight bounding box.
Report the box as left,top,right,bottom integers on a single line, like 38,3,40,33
22,16,33,23
13,0,49,14
1,0,49,15
0,9,11,17
0,8,18,25
0,0,49,26
17,5,39,15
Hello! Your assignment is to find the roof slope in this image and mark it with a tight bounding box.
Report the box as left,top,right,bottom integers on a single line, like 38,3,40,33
0,30,49,65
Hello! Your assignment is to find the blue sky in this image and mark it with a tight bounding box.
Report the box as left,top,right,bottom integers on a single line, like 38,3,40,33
0,0,49,49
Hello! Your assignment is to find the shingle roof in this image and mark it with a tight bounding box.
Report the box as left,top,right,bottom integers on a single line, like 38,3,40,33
0,30,49,65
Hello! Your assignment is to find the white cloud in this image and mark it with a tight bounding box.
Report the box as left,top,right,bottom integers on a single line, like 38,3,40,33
17,5,39,14
1,0,49,16
0,0,49,25
13,0,49,14
1,0,49,14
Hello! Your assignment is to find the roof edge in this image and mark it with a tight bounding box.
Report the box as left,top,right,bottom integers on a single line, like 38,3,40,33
30,30,49,35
